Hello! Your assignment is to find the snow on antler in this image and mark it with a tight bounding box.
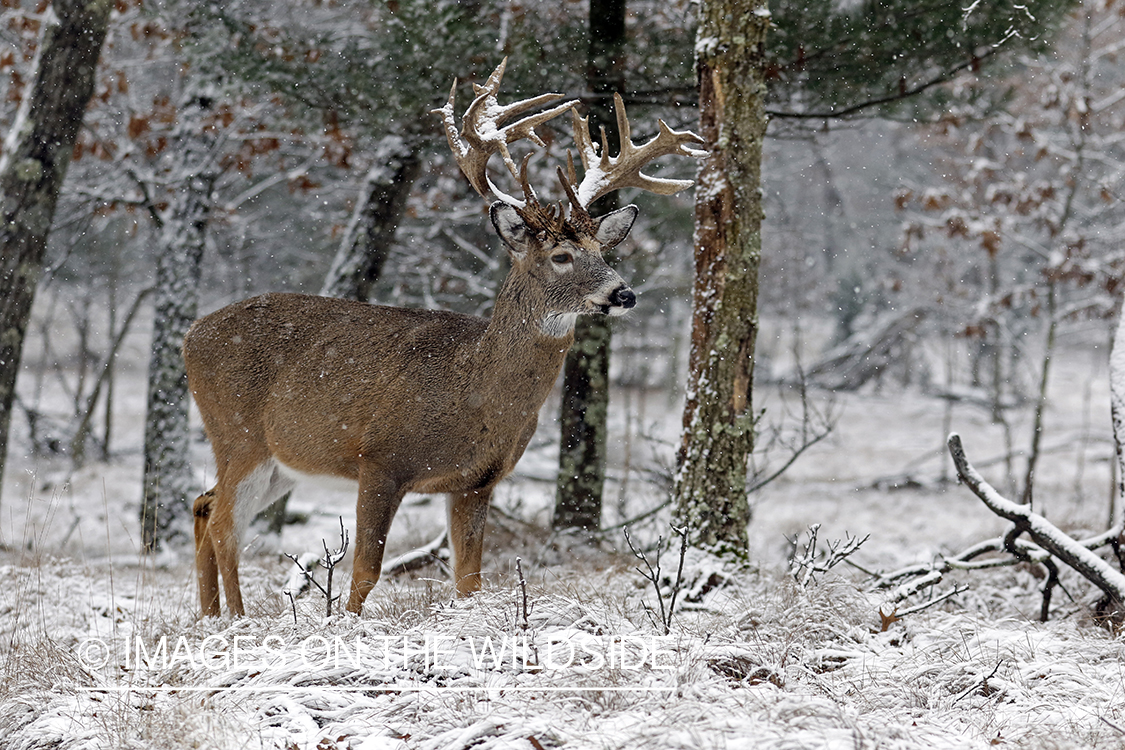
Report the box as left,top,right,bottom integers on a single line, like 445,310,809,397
433,57,576,207
566,93,707,209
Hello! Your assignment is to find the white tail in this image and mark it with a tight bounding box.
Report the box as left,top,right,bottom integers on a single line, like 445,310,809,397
185,59,703,616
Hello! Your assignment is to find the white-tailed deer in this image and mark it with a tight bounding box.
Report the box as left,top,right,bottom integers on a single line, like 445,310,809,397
185,59,703,616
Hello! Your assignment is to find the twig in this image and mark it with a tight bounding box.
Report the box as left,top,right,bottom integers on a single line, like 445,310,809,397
623,525,690,635
953,661,1003,703
790,524,869,588
283,590,297,625
894,585,967,618
514,557,539,667
283,516,350,618
597,498,672,534
624,526,667,633
664,525,690,630
515,557,531,632
1100,716,1125,735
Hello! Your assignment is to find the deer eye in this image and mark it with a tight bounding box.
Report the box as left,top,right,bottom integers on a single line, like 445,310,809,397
551,252,573,265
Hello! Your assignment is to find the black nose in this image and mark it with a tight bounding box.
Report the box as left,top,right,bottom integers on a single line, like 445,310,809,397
611,287,636,309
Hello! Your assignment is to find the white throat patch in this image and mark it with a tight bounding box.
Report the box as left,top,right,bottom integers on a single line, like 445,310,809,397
540,312,579,338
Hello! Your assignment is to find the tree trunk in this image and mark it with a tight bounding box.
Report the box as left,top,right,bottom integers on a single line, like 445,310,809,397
320,134,421,301
554,309,614,531
0,0,112,511
1108,300,1125,534
139,83,219,550
552,0,626,532
672,0,769,556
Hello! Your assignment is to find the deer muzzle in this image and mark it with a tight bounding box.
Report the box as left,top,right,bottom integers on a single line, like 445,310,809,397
605,285,637,316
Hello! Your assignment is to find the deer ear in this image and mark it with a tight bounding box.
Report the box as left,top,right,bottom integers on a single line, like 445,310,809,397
594,205,638,250
491,202,531,259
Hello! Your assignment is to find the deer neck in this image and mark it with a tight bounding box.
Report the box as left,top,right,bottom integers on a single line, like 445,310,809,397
473,271,573,391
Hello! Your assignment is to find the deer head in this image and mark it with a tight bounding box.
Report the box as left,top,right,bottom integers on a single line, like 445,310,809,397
434,57,705,336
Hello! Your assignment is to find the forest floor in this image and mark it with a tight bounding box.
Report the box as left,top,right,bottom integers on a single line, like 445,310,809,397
1,338,1123,749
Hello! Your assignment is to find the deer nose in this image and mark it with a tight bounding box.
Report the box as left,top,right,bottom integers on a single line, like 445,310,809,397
610,287,636,309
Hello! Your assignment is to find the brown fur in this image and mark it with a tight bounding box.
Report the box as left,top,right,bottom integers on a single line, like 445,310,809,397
184,204,638,616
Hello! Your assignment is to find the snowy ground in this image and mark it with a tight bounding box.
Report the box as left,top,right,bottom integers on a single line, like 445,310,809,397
1,333,1124,749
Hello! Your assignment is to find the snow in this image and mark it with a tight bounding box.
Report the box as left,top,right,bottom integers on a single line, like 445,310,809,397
3,331,1125,748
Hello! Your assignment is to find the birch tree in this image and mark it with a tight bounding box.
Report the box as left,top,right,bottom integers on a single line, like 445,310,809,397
0,0,112,509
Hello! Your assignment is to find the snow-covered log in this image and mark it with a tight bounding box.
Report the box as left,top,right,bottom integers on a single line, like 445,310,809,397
380,531,449,577
801,307,928,391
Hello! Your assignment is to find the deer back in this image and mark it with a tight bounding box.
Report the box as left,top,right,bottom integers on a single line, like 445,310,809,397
183,199,636,496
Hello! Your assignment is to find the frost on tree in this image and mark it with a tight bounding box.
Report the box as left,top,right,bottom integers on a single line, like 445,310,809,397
673,0,769,555
0,0,112,506
140,82,220,550
320,134,421,302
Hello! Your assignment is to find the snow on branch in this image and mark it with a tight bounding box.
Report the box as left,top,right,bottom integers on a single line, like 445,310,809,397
947,433,1125,619
864,436,1125,623
789,524,868,589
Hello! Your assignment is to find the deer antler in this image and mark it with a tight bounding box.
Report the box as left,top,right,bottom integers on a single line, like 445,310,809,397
434,58,577,207
566,93,706,209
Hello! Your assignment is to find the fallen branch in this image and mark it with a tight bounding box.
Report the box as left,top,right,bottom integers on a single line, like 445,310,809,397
381,531,449,577
953,661,1003,703
866,503,1120,621
948,433,1125,619
800,307,927,391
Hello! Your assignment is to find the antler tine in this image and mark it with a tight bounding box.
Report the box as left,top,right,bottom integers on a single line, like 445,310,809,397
569,107,599,176
433,57,578,206
571,92,707,208
516,153,537,205
556,165,595,232
565,149,580,190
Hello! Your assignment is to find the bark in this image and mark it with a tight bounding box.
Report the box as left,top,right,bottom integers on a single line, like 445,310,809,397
140,84,219,550
554,309,613,531
672,0,769,556
320,134,421,301
0,0,112,510
1109,303,1125,533
552,0,626,532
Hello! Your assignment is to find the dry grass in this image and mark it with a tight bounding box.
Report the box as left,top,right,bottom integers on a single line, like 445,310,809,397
2,532,1124,749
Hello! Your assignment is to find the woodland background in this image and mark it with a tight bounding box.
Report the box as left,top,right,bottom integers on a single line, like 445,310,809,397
2,2,1125,747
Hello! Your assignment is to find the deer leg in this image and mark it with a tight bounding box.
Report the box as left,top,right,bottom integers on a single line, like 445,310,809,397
347,471,406,614
212,460,294,617
193,489,220,617
447,488,492,596
206,485,245,617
